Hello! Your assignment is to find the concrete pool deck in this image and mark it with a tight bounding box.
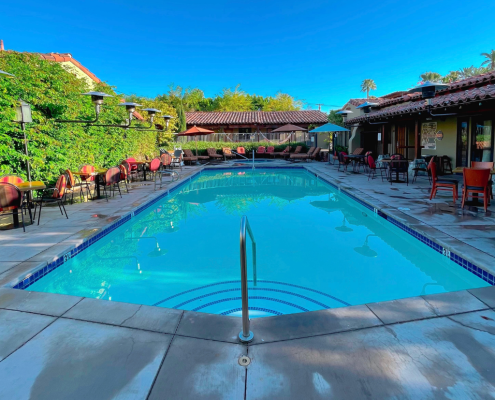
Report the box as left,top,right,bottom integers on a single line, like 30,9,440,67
1,160,495,399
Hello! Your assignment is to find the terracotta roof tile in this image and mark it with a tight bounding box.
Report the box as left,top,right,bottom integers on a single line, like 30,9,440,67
186,111,328,125
347,83,495,124
34,52,101,83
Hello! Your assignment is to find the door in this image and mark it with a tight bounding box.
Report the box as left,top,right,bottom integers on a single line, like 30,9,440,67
456,118,469,167
396,125,406,156
362,131,378,155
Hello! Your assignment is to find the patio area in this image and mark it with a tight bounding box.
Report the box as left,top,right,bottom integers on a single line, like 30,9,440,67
1,160,495,399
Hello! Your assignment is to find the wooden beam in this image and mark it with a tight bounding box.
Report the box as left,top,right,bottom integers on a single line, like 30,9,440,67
414,119,420,159
382,125,387,155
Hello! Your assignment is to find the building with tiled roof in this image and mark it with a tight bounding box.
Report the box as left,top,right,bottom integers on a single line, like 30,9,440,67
185,110,328,142
341,71,495,168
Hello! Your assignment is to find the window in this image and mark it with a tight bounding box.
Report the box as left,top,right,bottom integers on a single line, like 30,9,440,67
471,118,493,162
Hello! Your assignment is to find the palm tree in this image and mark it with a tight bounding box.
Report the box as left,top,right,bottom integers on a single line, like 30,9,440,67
459,66,476,79
481,50,495,70
442,71,460,83
419,72,442,82
360,79,376,98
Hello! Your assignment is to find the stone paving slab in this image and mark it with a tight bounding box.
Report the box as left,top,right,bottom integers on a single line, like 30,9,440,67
148,336,246,400
64,297,183,334
176,311,243,344
0,309,55,362
0,261,20,275
246,315,495,399
0,287,82,316
249,304,382,344
422,290,489,316
0,318,172,400
469,286,495,308
367,296,437,324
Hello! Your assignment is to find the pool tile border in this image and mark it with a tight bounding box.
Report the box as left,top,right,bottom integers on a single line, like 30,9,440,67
11,166,494,291
312,169,495,287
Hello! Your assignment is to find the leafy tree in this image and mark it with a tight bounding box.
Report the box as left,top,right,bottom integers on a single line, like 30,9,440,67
0,52,160,183
360,79,376,98
481,49,495,70
214,85,252,111
458,65,490,78
264,93,303,111
419,72,442,82
250,95,269,111
176,102,187,132
328,110,344,127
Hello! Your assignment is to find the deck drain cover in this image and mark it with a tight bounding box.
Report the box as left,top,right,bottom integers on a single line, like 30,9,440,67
238,356,251,366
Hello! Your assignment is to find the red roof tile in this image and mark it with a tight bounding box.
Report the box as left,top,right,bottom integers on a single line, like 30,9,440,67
347,71,495,124
36,52,101,83
348,83,495,124
186,111,328,126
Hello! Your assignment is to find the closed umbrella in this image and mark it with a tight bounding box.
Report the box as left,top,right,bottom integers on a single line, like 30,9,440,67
176,125,215,157
270,124,307,150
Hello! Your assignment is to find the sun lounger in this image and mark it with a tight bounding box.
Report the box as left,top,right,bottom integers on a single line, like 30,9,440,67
207,148,223,159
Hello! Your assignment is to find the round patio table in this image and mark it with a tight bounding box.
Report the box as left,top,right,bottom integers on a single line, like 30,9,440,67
14,181,46,227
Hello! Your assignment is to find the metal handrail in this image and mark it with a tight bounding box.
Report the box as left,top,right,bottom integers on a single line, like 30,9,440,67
231,150,249,160
239,215,256,343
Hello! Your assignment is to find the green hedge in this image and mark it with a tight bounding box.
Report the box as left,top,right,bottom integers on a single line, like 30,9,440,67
0,52,175,183
177,141,308,155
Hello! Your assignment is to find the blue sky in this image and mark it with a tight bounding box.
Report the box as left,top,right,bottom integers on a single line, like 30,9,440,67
1,0,495,111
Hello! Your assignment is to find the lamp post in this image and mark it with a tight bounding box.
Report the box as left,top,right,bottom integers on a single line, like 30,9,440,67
14,100,33,183
408,81,455,116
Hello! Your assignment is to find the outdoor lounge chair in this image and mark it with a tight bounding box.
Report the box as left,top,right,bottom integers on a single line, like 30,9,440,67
0,182,32,232
182,149,199,165
266,146,275,156
270,146,290,158
32,174,69,225
236,147,246,157
172,150,183,170
309,147,321,161
207,148,223,159
293,145,303,154
96,167,122,201
289,147,318,162
222,148,236,159
256,146,266,157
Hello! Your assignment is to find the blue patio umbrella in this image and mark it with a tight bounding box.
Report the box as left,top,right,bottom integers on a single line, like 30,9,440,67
309,123,350,160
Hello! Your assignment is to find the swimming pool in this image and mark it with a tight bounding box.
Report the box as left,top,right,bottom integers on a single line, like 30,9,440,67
27,168,489,318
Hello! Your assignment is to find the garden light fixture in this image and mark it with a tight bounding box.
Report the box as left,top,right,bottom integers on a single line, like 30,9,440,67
55,91,113,124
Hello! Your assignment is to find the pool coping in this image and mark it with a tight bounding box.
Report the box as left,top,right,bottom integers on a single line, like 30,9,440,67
3,164,493,337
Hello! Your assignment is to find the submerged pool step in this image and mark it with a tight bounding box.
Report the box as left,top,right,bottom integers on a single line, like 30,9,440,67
154,280,350,317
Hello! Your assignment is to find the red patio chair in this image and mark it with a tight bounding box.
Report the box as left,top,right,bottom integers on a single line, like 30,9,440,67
338,151,351,172
472,161,494,199
97,167,122,202
33,175,69,225
0,175,24,184
65,169,91,203
161,153,173,169
78,164,95,199
266,146,275,155
428,161,458,204
256,146,266,157
147,158,162,190
367,155,386,181
0,182,31,232
118,164,129,193
461,167,490,212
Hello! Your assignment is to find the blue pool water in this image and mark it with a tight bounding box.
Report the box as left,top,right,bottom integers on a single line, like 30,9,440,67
28,169,488,317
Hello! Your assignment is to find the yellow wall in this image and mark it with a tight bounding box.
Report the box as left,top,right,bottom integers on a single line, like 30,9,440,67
420,116,457,165
60,62,96,89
